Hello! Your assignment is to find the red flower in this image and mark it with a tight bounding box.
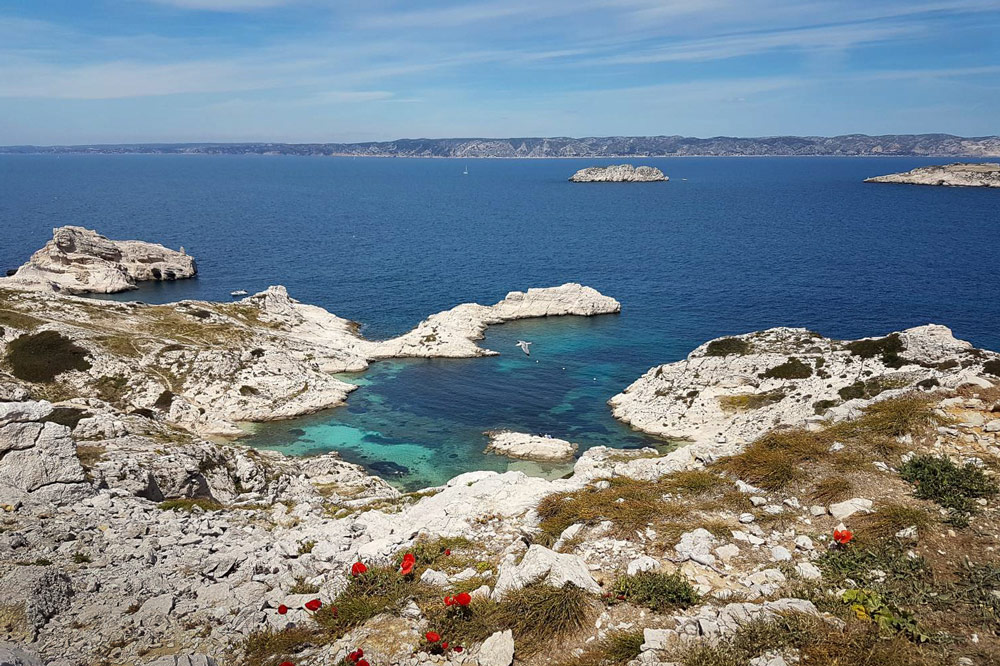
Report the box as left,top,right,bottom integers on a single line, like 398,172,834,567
277,604,288,615
455,592,471,606
442,641,449,649
403,552,416,564
426,631,441,642
304,598,322,612
351,561,368,576
347,650,364,663
357,661,369,666
444,549,451,556
833,529,854,545
454,646,463,653
279,662,294,666
400,560,414,576
444,596,454,606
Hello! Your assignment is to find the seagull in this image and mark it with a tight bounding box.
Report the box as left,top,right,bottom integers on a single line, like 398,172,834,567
516,340,532,356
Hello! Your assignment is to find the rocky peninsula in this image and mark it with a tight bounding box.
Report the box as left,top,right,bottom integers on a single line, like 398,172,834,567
2,235,1000,665
864,162,1000,187
3,226,197,294
569,165,667,183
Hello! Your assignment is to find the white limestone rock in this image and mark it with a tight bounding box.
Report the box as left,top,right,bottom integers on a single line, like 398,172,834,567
569,164,668,183
609,324,998,448
485,431,578,461
3,226,196,294
829,498,874,520
492,545,601,599
864,162,1000,188
478,629,515,666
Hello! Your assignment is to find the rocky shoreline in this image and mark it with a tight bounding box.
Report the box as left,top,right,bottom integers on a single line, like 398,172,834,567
864,162,1000,187
3,236,1000,665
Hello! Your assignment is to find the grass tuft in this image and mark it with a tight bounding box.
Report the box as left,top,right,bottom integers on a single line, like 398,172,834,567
899,455,997,525
613,571,699,612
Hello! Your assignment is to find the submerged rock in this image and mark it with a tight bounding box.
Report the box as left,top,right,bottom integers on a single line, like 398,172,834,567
569,164,668,182
2,226,196,294
864,162,1000,187
484,431,578,461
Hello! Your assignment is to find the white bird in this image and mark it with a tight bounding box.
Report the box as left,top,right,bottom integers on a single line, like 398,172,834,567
516,340,532,356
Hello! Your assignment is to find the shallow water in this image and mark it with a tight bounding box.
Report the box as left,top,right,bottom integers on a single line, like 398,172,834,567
2,154,997,489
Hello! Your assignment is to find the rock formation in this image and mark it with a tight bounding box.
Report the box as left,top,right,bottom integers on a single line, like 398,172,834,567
484,431,578,461
0,277,618,436
569,164,667,182
609,324,997,451
2,226,197,294
864,162,1000,187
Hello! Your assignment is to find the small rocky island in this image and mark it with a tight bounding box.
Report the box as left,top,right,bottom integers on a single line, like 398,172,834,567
864,162,1000,187
3,226,196,294
485,431,579,461
569,164,668,182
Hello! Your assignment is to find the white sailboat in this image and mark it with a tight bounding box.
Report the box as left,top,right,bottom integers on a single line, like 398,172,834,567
463,164,469,175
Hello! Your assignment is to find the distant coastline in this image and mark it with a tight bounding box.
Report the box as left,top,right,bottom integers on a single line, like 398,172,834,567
3,133,999,158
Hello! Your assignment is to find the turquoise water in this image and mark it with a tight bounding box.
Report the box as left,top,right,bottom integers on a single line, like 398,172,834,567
3,155,998,489
246,315,674,490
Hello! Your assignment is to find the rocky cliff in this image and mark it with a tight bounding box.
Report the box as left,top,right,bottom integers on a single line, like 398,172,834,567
2,226,196,294
864,162,1000,187
569,165,667,183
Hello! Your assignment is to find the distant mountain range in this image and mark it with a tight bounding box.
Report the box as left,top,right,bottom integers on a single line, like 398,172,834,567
3,134,999,158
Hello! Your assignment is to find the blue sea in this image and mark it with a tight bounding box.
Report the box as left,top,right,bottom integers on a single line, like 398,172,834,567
2,155,997,490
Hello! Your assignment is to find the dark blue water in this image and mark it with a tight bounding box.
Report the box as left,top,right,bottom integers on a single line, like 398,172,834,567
2,155,997,489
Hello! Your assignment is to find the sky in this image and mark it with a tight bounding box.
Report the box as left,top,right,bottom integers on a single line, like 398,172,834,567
0,0,998,144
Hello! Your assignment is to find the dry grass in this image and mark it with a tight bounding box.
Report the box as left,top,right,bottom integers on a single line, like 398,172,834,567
537,478,676,539
810,477,854,504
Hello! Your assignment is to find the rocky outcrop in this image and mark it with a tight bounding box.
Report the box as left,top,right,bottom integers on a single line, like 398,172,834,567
569,164,667,182
864,162,1000,187
3,226,196,294
610,324,999,447
366,283,621,358
485,431,578,461
0,281,618,436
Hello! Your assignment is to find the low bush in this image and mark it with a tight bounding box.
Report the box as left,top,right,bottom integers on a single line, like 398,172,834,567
846,333,906,368
704,337,750,356
5,330,91,382
718,390,785,411
899,455,997,525
762,357,813,379
983,359,1000,377
613,571,698,612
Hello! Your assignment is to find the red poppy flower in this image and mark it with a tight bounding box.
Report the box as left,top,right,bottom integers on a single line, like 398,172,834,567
400,560,414,576
304,598,322,612
454,646,463,653
403,552,415,564
357,661,369,666
351,561,368,576
455,592,471,606
279,662,294,666
444,595,454,606
444,548,451,556
347,650,363,663
442,641,449,649
426,631,441,642
833,529,854,545
277,604,288,615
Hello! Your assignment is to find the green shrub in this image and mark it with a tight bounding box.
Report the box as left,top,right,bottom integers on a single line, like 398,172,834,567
704,337,750,356
613,571,698,612
899,455,997,524
846,333,906,368
813,399,838,414
314,566,418,637
5,330,91,382
841,589,928,642
984,359,1000,377
762,357,813,379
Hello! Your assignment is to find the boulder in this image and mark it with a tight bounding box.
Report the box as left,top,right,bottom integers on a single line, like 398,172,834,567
478,629,515,666
492,545,601,599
